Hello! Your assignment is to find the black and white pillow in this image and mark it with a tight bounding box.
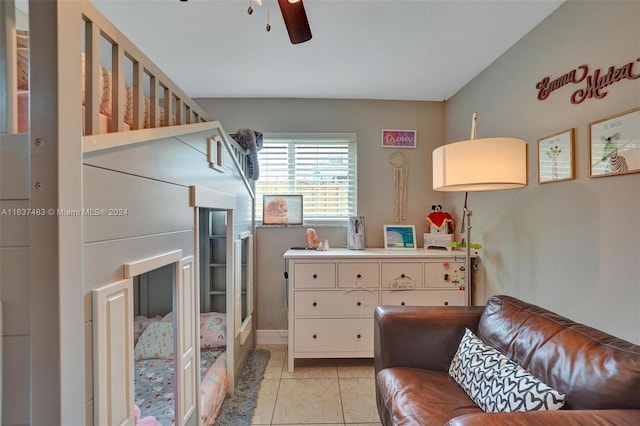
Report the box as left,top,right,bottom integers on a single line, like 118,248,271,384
449,328,565,412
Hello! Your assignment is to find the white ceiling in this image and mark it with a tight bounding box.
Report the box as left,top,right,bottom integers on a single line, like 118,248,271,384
87,0,563,101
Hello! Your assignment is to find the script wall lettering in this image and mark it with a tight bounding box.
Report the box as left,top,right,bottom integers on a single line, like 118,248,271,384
535,58,640,104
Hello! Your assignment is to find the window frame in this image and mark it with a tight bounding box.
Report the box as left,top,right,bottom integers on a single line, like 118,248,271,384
255,132,357,226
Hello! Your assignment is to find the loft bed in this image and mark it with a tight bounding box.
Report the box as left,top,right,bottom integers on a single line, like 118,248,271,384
2,1,255,425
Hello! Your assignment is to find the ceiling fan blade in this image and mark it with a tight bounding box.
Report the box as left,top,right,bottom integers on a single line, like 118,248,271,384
278,0,312,44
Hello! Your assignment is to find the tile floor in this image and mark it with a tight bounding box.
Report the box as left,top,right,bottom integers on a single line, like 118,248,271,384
251,345,382,426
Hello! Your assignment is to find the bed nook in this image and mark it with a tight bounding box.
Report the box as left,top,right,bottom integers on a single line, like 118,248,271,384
2,1,255,425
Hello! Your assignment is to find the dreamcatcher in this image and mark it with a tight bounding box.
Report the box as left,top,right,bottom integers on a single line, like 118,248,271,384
389,151,408,223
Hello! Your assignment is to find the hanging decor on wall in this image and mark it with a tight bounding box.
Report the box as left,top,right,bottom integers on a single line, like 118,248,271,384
389,151,408,224
537,128,576,184
588,107,640,178
535,58,640,104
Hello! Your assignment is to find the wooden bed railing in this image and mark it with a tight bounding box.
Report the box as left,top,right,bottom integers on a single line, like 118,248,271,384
81,1,209,135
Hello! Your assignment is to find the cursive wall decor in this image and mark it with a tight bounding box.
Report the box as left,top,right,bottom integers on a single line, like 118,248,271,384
536,58,640,104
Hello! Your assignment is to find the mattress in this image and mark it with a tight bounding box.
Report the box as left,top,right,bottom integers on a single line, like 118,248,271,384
135,348,226,426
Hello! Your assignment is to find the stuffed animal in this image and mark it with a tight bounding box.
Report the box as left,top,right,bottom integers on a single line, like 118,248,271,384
264,197,289,224
231,128,263,180
426,204,455,234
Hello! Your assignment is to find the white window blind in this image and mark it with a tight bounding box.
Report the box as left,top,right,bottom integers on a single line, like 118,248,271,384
256,132,357,223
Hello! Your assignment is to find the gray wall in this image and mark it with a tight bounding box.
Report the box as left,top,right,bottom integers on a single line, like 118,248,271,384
197,98,445,330
445,0,640,343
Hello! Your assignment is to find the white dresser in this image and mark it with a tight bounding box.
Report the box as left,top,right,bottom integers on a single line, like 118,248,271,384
283,248,472,372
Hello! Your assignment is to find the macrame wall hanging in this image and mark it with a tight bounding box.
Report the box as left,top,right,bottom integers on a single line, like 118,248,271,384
389,151,408,223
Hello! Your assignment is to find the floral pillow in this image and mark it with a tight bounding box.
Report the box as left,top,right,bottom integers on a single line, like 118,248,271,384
134,321,174,360
200,312,226,349
133,315,162,345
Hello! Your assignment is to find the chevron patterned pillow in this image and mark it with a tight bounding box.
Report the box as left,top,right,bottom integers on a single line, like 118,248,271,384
449,328,566,412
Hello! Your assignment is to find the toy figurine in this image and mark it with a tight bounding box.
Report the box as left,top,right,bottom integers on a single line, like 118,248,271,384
426,204,455,234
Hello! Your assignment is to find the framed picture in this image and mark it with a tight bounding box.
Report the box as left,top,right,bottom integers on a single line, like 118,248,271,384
262,194,303,225
383,225,417,249
537,128,575,184
588,107,640,178
381,129,417,148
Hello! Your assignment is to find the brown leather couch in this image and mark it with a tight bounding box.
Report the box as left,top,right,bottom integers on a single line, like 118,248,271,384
374,295,640,425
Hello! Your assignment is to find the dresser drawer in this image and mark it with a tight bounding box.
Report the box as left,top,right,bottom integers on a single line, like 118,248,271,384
424,261,466,288
381,263,423,288
338,263,379,288
294,318,373,353
294,290,378,317
294,263,336,288
381,289,466,306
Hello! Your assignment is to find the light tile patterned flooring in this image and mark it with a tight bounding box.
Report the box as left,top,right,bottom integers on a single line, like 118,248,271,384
252,345,382,426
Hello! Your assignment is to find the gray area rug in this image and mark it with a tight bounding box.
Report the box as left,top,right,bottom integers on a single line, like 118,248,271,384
214,348,271,426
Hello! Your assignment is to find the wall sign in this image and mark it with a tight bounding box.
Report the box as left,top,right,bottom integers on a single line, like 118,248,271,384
535,58,640,104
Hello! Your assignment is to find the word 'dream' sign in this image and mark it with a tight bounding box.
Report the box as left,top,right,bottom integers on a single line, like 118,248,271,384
381,129,417,148
535,58,640,104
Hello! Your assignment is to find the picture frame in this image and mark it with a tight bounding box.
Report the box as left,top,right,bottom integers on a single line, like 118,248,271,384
537,128,576,184
588,107,640,178
383,225,417,249
381,129,417,148
262,194,303,225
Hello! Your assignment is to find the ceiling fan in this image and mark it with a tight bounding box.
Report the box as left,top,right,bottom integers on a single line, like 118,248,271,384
248,0,312,44
277,0,312,44
182,0,312,44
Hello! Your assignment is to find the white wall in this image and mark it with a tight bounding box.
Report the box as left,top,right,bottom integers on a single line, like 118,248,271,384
445,0,640,343
197,98,445,330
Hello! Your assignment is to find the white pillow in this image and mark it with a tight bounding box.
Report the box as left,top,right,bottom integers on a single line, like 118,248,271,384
200,312,226,349
449,328,565,413
134,321,174,360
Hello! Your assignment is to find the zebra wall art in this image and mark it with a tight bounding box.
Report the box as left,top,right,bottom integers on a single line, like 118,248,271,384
601,132,629,173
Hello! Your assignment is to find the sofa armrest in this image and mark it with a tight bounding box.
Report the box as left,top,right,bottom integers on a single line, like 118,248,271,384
446,409,640,426
374,305,484,375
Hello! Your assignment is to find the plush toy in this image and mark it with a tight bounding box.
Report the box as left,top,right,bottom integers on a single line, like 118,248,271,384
231,128,263,180
426,204,455,234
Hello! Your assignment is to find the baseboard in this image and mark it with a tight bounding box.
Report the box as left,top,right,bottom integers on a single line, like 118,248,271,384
256,329,288,345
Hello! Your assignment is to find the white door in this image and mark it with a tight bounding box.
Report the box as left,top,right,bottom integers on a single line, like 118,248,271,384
175,256,197,425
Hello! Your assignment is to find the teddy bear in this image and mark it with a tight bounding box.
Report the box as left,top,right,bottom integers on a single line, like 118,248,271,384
426,204,455,234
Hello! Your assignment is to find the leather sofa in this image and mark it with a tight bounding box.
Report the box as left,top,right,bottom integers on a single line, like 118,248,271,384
374,295,640,425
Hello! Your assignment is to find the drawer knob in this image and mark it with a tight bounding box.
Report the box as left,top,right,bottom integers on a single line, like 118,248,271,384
444,273,450,281
400,273,405,278
444,301,449,306
356,301,362,306
400,301,406,306
312,274,318,279
356,334,362,339
312,302,318,307
312,334,317,339
356,273,362,279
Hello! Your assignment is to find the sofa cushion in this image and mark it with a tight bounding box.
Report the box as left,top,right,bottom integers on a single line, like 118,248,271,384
449,328,565,412
377,367,482,425
477,295,640,410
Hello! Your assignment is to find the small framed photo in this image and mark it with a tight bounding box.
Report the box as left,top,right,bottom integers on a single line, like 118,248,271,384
262,194,303,225
381,129,417,148
537,128,575,184
588,107,640,178
383,225,417,249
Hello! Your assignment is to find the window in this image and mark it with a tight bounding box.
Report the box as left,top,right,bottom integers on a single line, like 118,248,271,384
256,132,357,223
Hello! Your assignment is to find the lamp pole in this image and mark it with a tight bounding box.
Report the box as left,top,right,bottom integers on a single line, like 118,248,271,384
464,206,472,306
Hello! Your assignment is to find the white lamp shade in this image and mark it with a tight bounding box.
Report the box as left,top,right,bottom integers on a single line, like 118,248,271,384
432,137,527,192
